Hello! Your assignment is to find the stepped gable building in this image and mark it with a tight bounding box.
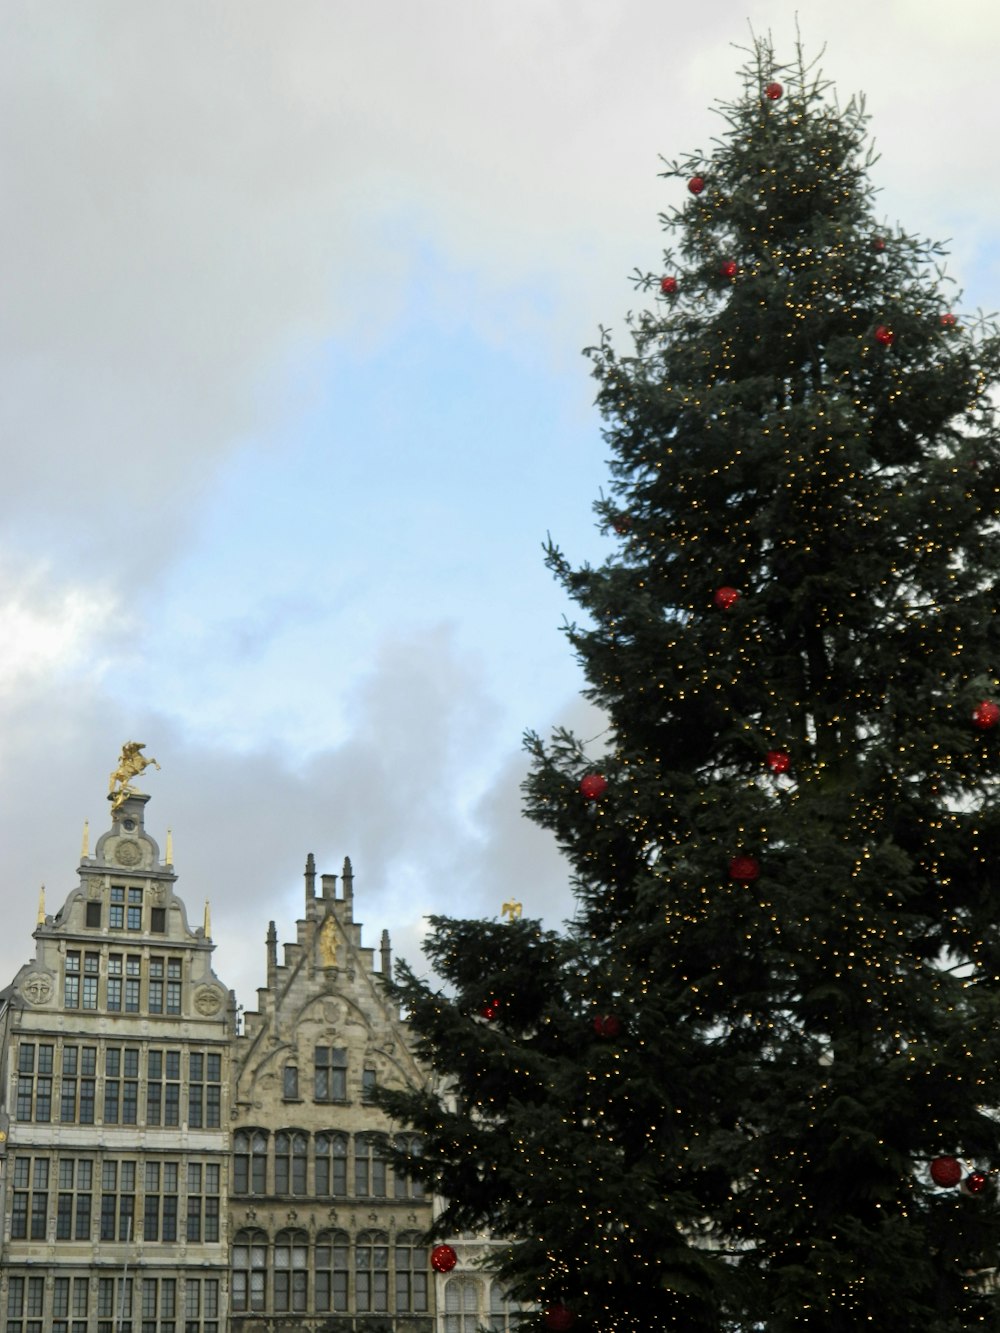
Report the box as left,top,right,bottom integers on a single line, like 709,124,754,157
230,852,434,1333
0,761,234,1333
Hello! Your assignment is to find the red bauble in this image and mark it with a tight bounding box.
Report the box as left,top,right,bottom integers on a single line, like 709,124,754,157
973,700,1000,731
871,236,886,253
930,1155,962,1188
874,325,895,347
579,772,608,800
544,1306,576,1332
612,512,632,534
480,999,500,1020
660,275,678,295
713,586,740,610
729,855,760,883
764,81,783,100
964,1170,990,1196
766,749,791,775
688,176,705,195
720,259,738,279
940,312,957,329
593,1013,622,1038
431,1244,458,1273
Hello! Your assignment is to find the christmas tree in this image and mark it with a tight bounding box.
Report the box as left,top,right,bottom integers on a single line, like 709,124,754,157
379,39,1000,1332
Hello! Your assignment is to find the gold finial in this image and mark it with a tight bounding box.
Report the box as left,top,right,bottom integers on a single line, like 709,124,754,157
81,820,90,859
203,900,211,937
37,885,45,926
501,899,523,922
166,828,173,864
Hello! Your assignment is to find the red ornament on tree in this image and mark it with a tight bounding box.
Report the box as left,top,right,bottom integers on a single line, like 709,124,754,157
431,1244,458,1273
973,700,1000,731
480,999,500,1021
874,325,895,347
660,275,678,295
720,259,738,279
579,772,608,800
688,176,705,195
940,312,957,329
764,81,783,100
964,1170,990,1196
612,512,632,534
593,1013,622,1038
766,749,791,774
729,855,760,883
930,1155,962,1188
544,1306,576,1332
871,236,886,253
713,586,740,610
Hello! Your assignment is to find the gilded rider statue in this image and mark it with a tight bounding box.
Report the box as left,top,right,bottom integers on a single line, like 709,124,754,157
108,741,161,815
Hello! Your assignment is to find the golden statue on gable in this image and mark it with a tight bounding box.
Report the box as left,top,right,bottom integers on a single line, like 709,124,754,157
319,916,339,967
109,741,161,814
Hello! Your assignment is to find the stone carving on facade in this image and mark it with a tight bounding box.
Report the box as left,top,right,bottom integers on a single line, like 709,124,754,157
148,883,166,905
87,877,102,899
194,986,223,1016
21,973,52,1005
114,840,142,867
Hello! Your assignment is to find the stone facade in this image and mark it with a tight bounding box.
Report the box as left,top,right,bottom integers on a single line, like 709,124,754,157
0,790,233,1333
230,854,435,1333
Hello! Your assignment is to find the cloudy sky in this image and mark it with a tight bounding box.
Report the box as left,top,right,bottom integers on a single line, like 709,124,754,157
3,0,999,1011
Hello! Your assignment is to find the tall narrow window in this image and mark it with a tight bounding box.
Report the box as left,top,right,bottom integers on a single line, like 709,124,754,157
127,887,143,930
232,1230,267,1313
274,1132,308,1195
394,1133,426,1199
356,1231,389,1312
56,1158,93,1241
166,958,182,1014
315,1230,350,1312
489,1281,525,1331
315,1133,348,1196
107,955,123,1012
282,1065,299,1099
65,951,81,1008
148,959,164,1014
125,956,141,1013
82,952,99,1009
355,1134,387,1197
273,1230,308,1312
110,886,125,929
395,1232,429,1312
233,1131,268,1195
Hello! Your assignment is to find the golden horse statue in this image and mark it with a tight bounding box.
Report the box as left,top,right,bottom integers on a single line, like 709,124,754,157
109,741,161,814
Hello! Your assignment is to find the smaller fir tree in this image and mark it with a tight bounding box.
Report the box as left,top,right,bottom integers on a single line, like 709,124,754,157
379,38,1000,1333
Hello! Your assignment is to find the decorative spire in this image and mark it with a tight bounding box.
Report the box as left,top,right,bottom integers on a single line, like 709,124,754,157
342,856,354,902
266,920,278,984
166,828,173,865
203,900,211,937
305,852,316,900
81,820,89,859
37,885,45,925
380,928,392,981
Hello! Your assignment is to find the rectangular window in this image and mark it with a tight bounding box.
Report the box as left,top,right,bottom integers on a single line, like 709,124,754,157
107,954,123,1011
65,951,81,1009
86,901,102,927
128,888,142,931
314,1046,347,1101
362,1067,377,1103
283,1065,299,1099
150,907,166,933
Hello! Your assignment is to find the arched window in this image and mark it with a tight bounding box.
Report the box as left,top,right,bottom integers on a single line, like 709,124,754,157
355,1230,389,1313
444,1277,482,1333
232,1229,267,1312
394,1231,428,1313
354,1133,387,1197
233,1131,268,1195
315,1229,350,1312
274,1131,308,1195
273,1228,308,1312
315,1133,348,1196
393,1133,426,1200
489,1281,526,1331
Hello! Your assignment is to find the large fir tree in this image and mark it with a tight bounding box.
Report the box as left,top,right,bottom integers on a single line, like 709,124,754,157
379,39,1000,1332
